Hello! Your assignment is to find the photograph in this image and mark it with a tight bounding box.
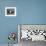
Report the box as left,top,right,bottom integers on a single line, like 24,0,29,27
5,7,16,16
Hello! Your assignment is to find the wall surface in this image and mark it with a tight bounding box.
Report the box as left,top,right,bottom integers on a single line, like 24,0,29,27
0,0,46,44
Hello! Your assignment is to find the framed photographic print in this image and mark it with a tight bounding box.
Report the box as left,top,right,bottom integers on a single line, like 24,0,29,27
5,7,16,16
